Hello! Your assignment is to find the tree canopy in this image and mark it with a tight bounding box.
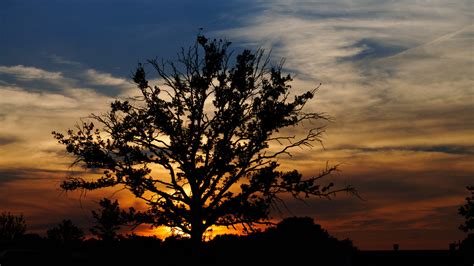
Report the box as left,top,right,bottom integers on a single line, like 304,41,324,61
53,35,354,245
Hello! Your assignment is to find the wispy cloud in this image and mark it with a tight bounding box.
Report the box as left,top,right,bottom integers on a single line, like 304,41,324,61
0,61,133,96
220,0,474,144
216,0,474,249
0,63,122,174
47,54,83,66
0,65,64,81
0,85,79,109
84,69,130,87
221,0,472,80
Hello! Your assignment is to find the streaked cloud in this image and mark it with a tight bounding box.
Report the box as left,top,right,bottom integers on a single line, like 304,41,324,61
0,65,64,81
84,69,130,87
0,61,132,96
216,0,473,249
48,54,83,66
0,64,119,175
0,85,79,109
0,135,19,146
0,168,63,185
332,145,474,156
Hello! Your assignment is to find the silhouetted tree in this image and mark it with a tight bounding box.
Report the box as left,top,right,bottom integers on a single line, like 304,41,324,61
90,198,131,241
459,186,474,233
0,212,26,241
210,217,355,265
53,35,355,248
458,186,474,261
47,219,84,243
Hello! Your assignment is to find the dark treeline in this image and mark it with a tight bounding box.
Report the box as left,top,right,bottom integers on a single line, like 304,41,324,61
0,215,472,266
0,216,355,266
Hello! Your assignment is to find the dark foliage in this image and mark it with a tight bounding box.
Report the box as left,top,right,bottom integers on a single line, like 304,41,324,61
90,198,136,241
52,35,355,245
459,186,474,233
0,217,467,266
458,233,474,265
0,212,26,241
458,186,474,264
210,216,356,265
46,219,84,243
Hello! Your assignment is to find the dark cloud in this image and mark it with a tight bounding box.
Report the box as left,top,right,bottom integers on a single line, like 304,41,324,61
0,135,20,146
335,203,464,233
273,195,372,221
349,169,472,201
332,144,474,155
340,218,391,229
271,167,471,230
0,168,67,185
342,38,406,61
357,177,453,199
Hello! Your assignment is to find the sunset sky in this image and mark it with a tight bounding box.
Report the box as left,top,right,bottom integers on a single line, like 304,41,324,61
0,0,473,250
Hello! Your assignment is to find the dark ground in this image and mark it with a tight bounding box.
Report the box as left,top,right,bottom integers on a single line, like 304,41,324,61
0,238,472,266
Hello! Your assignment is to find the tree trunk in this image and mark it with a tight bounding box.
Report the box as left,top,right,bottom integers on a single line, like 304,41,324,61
190,219,205,263
190,194,205,262
191,224,204,248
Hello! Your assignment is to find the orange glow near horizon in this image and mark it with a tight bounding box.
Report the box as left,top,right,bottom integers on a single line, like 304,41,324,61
0,143,471,249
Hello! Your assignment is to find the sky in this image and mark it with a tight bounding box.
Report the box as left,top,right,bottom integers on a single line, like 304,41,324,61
0,0,473,250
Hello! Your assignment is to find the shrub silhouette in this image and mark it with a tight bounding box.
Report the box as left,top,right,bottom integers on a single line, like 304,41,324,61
90,198,132,241
0,212,26,241
47,219,84,243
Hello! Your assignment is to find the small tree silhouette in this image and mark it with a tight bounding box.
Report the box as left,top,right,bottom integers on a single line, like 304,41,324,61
53,35,355,248
90,198,130,241
459,186,474,233
47,219,84,243
0,212,26,241
458,186,474,262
